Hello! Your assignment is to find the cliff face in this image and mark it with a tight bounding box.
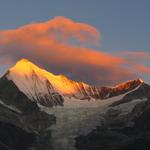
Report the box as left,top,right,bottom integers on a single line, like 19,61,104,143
0,75,56,150
0,121,34,150
0,106,56,150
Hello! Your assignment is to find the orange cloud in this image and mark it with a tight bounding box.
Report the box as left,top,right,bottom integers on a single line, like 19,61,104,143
0,16,100,46
136,65,150,74
118,51,150,62
0,16,149,85
118,51,150,75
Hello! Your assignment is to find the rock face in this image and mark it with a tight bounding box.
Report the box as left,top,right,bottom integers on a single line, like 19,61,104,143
0,105,56,150
3,59,143,107
0,75,39,112
111,82,150,107
0,74,56,150
75,84,150,150
0,106,56,150
0,121,34,150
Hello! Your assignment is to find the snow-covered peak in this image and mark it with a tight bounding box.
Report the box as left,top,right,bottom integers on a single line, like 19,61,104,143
9,58,56,78
5,59,144,107
138,78,144,83
7,59,88,96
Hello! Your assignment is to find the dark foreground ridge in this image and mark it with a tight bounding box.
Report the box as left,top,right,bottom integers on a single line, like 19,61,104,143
75,83,150,150
0,75,56,150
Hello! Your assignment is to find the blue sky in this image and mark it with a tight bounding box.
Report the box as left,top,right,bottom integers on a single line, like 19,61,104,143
0,0,149,84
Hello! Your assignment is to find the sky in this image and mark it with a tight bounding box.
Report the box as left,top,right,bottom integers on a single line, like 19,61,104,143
0,0,150,86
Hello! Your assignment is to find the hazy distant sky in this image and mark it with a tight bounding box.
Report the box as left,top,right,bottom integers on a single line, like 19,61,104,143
0,0,150,85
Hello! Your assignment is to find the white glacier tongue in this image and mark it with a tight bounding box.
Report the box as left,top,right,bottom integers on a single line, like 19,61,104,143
46,107,104,150
40,96,120,150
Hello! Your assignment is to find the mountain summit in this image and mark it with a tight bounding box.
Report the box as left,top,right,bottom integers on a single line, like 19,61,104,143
0,59,150,150
1,59,144,107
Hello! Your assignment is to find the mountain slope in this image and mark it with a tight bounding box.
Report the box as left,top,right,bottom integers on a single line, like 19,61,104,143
0,59,150,150
0,59,144,107
0,75,39,113
75,83,150,150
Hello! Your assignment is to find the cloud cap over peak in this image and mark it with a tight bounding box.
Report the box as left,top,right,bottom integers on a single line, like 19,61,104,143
0,16,149,86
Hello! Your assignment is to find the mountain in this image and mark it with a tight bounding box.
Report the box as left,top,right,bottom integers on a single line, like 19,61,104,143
0,59,150,150
1,59,143,107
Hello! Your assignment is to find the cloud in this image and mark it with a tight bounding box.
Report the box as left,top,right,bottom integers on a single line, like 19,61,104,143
136,65,150,74
118,51,150,62
0,16,149,85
